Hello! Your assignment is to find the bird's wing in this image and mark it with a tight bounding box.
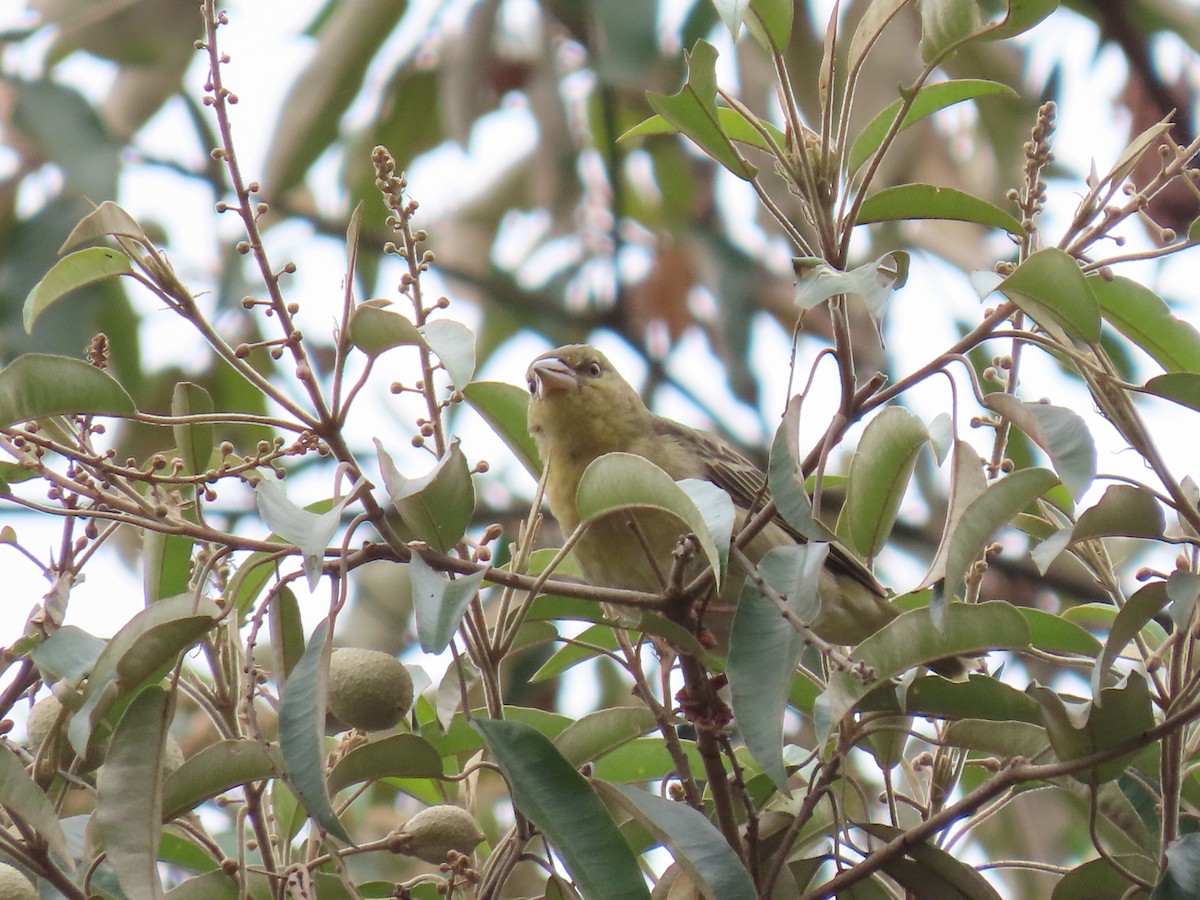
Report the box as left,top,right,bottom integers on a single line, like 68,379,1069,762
653,417,884,597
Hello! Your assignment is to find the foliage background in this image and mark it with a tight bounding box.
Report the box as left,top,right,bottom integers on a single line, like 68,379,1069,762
2,0,1200,898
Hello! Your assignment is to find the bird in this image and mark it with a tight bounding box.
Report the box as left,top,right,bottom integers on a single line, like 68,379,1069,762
524,343,907,650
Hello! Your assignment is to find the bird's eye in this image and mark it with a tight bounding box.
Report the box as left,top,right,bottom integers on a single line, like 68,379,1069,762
586,361,602,377
527,378,537,394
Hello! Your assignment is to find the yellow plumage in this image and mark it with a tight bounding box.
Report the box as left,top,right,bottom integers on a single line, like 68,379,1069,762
525,343,903,646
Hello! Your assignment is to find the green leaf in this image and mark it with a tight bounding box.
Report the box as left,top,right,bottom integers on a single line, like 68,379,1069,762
1020,608,1102,656
918,0,985,63
824,602,1031,724
767,396,837,542
943,467,1059,601
711,0,749,40
0,743,72,865
164,871,240,900
904,674,1044,724
576,452,725,587
1158,833,1200,899
278,618,351,842
0,353,136,428
1091,583,1168,701
420,319,476,387
474,719,650,900
347,303,423,358
24,247,132,333
859,822,1003,899
171,382,214,476
601,784,757,900
157,832,221,875
1063,603,1167,649
982,0,1059,41
1144,373,1200,412
69,595,220,758
1028,673,1155,784
855,183,1025,235
676,478,734,580
253,476,346,590
920,440,988,588
227,549,281,613
142,529,194,605
531,624,619,683
746,0,792,53
982,395,1096,500
997,248,1101,343
31,624,106,682
1091,275,1200,374
645,40,755,181
1052,855,1159,900
848,79,1018,175
1032,484,1165,573
95,686,170,900
1167,571,1200,629
376,439,475,554
60,200,152,254
269,587,305,683
917,0,1053,62
409,552,487,654
793,251,910,321
554,707,657,768
163,740,284,821
620,106,786,155
942,718,1049,758
592,736,703,785
1107,119,1173,193
327,733,443,794
837,406,928,561
729,544,830,791
1075,485,1166,542
462,380,541,479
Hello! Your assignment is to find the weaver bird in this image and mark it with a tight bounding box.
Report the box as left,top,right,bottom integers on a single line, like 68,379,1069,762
525,343,906,647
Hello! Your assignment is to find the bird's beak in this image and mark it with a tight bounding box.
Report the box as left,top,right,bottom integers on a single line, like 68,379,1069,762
530,357,577,399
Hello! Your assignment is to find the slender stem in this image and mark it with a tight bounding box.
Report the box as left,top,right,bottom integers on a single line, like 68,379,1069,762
803,690,1200,898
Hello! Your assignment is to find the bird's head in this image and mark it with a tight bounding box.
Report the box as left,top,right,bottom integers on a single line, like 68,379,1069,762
525,344,651,462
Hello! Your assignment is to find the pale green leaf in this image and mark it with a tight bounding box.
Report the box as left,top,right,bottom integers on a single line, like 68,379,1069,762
0,353,135,428
603,784,757,900
983,395,1096,499
997,248,1100,343
24,247,132,333
409,552,487,654
848,79,1018,175
645,41,755,180
837,406,928,560
278,619,351,842
95,687,170,900
576,452,723,587
855,183,1025,235
376,438,475,553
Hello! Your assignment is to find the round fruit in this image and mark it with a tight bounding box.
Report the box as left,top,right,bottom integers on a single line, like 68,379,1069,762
0,862,37,900
392,805,485,864
327,648,413,732
24,696,64,756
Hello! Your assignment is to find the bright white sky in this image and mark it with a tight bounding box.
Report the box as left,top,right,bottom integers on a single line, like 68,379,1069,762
0,1,1198,693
